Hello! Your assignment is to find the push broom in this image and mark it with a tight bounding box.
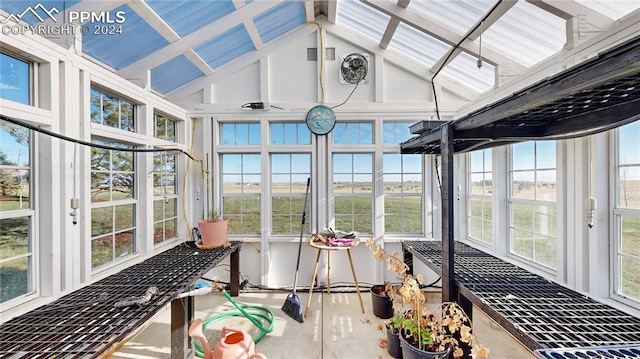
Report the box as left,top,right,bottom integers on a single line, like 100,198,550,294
281,177,310,323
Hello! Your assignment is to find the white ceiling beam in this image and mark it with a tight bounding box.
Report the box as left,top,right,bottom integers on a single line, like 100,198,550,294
244,20,264,51
167,24,318,103
127,0,180,43
305,0,315,23
360,0,526,73
526,0,614,30
184,50,214,76
117,1,283,78
430,1,518,74
326,0,337,24
379,18,399,50
322,21,479,101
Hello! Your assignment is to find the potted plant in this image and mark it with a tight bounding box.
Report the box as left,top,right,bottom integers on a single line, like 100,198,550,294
371,281,398,319
198,209,228,247
380,313,405,359
366,238,489,359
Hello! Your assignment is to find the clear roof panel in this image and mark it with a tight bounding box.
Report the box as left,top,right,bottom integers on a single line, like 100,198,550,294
388,22,450,68
253,1,306,44
0,0,81,24
481,0,565,67
576,0,640,20
439,51,495,93
407,0,498,35
151,55,204,94
336,0,390,44
82,4,169,70
194,24,254,69
145,0,236,37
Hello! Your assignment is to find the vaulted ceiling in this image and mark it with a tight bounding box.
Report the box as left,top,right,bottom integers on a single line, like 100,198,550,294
1,0,638,104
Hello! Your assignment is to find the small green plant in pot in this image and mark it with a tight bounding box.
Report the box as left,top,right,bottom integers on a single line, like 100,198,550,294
366,237,489,359
198,209,228,247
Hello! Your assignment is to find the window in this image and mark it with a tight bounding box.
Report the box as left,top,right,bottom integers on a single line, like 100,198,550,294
221,123,260,145
615,120,640,303
154,114,176,142
333,153,373,233
270,123,310,145
468,149,493,244
0,119,33,304
0,52,30,105
333,122,373,144
383,154,422,233
221,154,261,234
153,153,177,245
271,154,311,234
383,122,413,144
90,140,136,268
509,141,557,269
90,88,135,132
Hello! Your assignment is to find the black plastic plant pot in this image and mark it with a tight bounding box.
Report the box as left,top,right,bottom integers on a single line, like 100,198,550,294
386,327,403,359
399,332,452,359
371,284,393,319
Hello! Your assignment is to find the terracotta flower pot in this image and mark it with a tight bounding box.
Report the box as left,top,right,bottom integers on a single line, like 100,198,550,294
198,218,228,247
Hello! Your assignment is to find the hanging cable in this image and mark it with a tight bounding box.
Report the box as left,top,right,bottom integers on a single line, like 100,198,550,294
307,21,326,104
0,114,199,162
331,81,360,109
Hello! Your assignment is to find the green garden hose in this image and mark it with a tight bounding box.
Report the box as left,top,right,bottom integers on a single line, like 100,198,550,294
194,290,275,358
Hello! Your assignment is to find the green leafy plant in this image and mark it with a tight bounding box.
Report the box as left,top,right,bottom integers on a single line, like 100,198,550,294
366,237,489,358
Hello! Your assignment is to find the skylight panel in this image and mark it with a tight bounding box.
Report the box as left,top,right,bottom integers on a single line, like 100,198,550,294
388,22,450,68
576,0,640,20
408,0,497,35
439,51,495,93
146,0,236,37
82,4,169,70
336,0,390,44
194,24,254,69
151,55,204,94
481,0,565,67
254,1,306,44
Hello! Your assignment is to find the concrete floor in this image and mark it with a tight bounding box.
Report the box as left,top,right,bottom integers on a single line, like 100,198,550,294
111,290,536,359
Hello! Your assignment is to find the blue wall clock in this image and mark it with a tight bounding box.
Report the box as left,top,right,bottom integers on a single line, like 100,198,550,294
306,105,336,135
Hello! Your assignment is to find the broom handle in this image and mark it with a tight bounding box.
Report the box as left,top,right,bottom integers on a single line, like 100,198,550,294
292,177,311,292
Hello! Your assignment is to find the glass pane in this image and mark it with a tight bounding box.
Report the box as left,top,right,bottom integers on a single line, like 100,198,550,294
90,89,101,123
470,173,484,195
482,200,492,222
222,123,235,144
0,169,30,210
619,121,640,165
483,220,493,244
244,215,261,233
244,197,260,214
484,173,492,195
535,205,556,237
536,141,556,169
91,207,113,237
384,197,402,214
470,198,481,218
619,166,640,209
243,155,261,173
113,172,134,199
272,175,290,193
272,197,290,215
0,53,29,105
469,217,482,240
359,123,373,144
403,174,421,193
297,124,311,144
272,216,290,233
271,123,283,144
249,124,261,145
154,199,163,222
403,155,422,173
512,142,534,170
153,221,164,244
155,117,165,139
512,203,532,231
404,196,421,214
284,123,297,145
534,235,556,268
0,121,30,165
222,154,242,173
353,154,372,172
291,154,310,173
335,215,352,232
0,257,30,303
333,123,346,144
354,214,372,233
115,230,134,258
244,175,261,193
0,217,29,260
114,204,134,231
512,229,533,260
103,94,119,128
121,101,134,132
385,214,402,232
91,147,110,170
92,235,113,268
112,150,133,172
333,154,352,172
223,197,242,214
621,215,640,256
166,218,176,239
620,255,640,301
334,175,352,193
166,198,176,218
272,155,290,173
383,154,401,173
91,173,110,202
536,170,556,201
335,197,353,213
512,171,535,199
235,124,248,144
470,150,484,172
384,174,402,193
291,197,305,216
166,119,176,142
404,214,422,233
484,149,492,172
383,123,395,144
353,197,371,214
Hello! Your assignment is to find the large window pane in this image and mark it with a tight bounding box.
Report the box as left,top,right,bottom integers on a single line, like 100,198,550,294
334,153,373,233
91,88,135,132
222,154,261,234
270,154,310,235
0,53,30,105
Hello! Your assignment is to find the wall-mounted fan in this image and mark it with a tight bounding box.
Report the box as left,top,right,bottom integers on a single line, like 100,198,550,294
339,53,369,85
